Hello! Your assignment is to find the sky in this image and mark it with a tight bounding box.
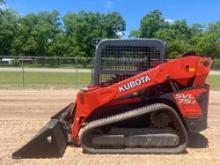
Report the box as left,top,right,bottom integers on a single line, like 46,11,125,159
4,0,220,36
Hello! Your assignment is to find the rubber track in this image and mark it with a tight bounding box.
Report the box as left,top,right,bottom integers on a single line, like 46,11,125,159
79,103,189,154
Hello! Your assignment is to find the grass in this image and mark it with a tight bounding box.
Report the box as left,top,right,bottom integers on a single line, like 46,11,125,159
0,71,219,90
0,71,91,89
206,75,220,91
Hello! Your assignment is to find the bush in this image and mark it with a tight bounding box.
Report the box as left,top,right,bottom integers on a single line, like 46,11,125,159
11,59,21,67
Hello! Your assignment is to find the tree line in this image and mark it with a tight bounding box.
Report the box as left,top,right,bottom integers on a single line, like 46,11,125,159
0,9,125,57
130,10,220,58
0,1,219,58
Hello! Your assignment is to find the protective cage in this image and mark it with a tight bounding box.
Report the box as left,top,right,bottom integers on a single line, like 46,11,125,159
93,39,166,86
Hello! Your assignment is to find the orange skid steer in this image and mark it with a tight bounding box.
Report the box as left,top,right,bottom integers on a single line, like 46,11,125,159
12,39,212,158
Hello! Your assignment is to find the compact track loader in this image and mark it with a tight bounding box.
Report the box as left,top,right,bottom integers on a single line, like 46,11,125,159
12,39,212,158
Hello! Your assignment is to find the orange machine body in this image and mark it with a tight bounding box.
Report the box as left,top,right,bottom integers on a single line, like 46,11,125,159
71,56,212,143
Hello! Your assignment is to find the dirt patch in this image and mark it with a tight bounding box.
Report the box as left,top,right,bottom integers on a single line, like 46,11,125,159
0,90,220,165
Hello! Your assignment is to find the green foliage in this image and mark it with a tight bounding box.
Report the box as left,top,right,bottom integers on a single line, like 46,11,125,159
129,30,141,38
0,4,219,60
11,59,21,67
0,7,125,57
140,10,169,38
190,32,220,58
63,11,125,57
17,11,61,57
131,9,220,58
0,9,19,55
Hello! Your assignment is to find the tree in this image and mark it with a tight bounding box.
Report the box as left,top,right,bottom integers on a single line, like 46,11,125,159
134,10,217,58
33,11,61,57
191,32,220,58
187,22,220,58
208,21,220,33
14,11,61,56
171,20,192,40
140,10,168,38
191,23,204,35
47,31,69,57
129,30,140,38
63,11,126,57
154,28,191,58
12,13,38,55
104,12,126,38
0,6,219,59
0,9,19,55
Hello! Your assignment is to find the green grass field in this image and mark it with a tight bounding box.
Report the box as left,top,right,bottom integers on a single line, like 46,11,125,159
0,71,219,90
0,72,91,89
206,75,220,91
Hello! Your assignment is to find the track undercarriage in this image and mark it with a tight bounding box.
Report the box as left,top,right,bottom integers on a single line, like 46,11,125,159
80,103,188,153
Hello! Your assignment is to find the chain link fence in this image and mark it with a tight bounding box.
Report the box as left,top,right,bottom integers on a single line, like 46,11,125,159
0,56,219,89
0,56,94,89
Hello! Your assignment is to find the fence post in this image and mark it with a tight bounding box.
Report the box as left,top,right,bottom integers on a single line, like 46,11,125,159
21,57,25,88
91,58,93,84
75,57,78,88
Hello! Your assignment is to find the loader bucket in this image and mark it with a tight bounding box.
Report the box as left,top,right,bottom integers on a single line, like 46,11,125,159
12,103,74,159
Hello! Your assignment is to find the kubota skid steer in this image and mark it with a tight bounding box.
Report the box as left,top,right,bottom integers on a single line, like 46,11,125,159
12,39,212,158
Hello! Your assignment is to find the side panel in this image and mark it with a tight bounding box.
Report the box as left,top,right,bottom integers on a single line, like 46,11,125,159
172,86,209,132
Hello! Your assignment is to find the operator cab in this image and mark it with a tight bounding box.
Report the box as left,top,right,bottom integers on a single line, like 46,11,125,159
92,39,166,87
